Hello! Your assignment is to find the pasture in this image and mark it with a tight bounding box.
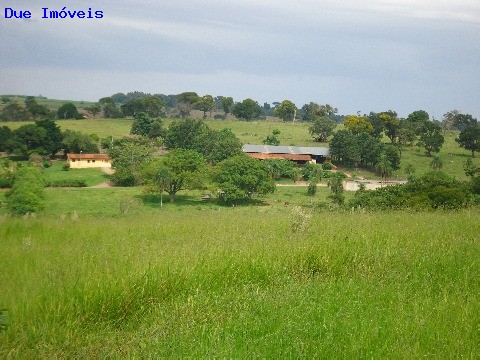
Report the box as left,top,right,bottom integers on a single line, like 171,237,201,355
0,208,478,357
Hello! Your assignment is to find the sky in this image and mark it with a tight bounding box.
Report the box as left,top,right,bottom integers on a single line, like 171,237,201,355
0,0,479,118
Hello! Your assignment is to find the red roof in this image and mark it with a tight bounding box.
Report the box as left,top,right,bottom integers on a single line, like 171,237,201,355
67,153,110,161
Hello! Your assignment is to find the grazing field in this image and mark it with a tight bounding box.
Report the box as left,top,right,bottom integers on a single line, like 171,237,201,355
0,209,478,357
42,161,110,187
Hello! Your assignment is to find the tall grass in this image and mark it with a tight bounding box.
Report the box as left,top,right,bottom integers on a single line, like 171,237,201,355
0,209,478,357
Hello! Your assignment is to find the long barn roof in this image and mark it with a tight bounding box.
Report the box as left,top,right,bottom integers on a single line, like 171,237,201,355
242,144,330,156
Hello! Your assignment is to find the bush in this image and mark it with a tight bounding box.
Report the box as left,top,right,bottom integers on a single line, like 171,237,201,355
6,167,46,215
213,114,225,120
322,162,333,170
348,171,474,211
62,163,70,171
45,179,87,187
302,163,324,182
307,181,317,196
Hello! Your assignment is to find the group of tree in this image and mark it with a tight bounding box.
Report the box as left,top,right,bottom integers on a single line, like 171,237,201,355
0,119,98,157
349,170,479,210
1,97,53,121
108,117,274,203
326,110,455,178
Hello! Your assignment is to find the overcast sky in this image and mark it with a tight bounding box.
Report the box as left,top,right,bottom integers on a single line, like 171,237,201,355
1,0,479,118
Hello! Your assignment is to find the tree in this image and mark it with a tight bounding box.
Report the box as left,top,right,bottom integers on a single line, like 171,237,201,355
213,154,275,204
456,123,480,157
142,96,166,118
6,167,45,215
384,145,401,171
141,160,171,208
327,173,344,205
274,100,297,122
10,124,47,155
35,118,62,156
99,97,123,118
192,128,242,165
366,112,386,138
165,119,208,150
57,103,79,119
381,113,400,143
301,102,338,122
463,158,479,178
343,115,374,135
263,132,280,146
232,99,263,121
85,104,101,118
130,112,154,137
309,116,336,142
24,98,50,119
109,140,155,186
162,149,206,202
406,110,430,134
329,130,359,166
453,113,477,131
195,95,215,119
61,130,99,155
0,103,29,121
396,126,417,155
430,156,443,171
121,99,145,117
221,97,234,118
165,119,241,164
375,155,393,182
148,119,166,139
442,109,461,130
176,92,200,118
0,126,12,152
418,121,444,156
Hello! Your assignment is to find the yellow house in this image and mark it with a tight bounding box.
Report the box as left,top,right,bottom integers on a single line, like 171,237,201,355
67,153,112,169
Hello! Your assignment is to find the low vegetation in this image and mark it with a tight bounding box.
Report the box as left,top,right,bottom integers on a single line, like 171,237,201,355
0,210,478,357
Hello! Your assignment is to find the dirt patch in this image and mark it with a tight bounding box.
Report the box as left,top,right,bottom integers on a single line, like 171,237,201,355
101,167,115,175
90,181,114,188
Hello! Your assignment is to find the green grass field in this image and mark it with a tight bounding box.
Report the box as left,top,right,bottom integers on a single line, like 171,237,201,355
1,99,479,356
0,208,478,357
42,161,110,187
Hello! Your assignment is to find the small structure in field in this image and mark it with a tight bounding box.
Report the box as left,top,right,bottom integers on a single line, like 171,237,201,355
242,144,330,164
67,153,112,169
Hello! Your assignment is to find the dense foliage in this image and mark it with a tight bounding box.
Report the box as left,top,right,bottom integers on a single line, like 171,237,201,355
349,171,478,210
213,154,275,204
5,167,46,215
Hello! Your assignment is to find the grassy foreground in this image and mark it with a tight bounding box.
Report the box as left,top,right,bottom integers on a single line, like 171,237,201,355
0,209,478,357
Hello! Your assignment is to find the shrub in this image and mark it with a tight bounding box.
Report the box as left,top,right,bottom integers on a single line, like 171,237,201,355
6,167,46,215
322,162,333,170
307,181,317,196
45,179,87,187
62,163,70,171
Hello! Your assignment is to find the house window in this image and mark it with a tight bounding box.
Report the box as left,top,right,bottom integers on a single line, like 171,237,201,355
87,160,90,163
72,159,76,162
92,160,95,163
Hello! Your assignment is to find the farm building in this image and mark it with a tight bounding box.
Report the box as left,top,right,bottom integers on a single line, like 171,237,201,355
242,144,330,164
67,154,112,169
